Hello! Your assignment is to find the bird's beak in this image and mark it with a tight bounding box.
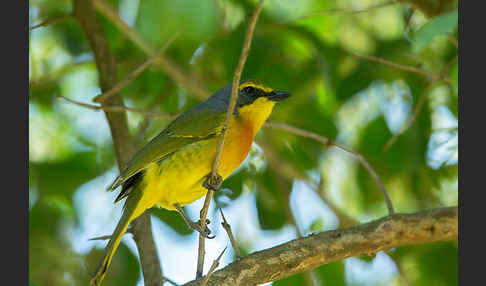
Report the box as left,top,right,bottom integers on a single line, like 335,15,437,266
268,90,291,102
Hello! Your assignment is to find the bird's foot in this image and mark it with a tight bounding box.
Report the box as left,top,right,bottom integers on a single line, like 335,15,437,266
174,203,215,239
203,173,223,191
187,219,215,239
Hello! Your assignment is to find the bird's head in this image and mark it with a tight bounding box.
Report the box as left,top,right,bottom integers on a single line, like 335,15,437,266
234,80,290,132
235,80,291,108
203,80,290,132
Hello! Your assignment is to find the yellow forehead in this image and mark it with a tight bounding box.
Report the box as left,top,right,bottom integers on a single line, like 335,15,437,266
238,81,274,93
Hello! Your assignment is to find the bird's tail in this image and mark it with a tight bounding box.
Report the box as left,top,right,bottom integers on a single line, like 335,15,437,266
90,200,137,286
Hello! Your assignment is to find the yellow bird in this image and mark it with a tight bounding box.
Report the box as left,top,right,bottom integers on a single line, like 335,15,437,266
91,80,290,285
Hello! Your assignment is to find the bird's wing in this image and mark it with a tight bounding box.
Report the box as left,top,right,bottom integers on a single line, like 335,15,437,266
107,106,227,191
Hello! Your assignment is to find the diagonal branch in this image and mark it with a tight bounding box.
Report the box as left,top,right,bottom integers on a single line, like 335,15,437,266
219,209,241,259
264,121,395,215
350,52,450,83
93,33,178,103
277,0,398,25
92,0,210,100
201,247,227,286
382,55,458,152
184,206,457,286
196,0,265,278
30,13,73,30
57,95,178,119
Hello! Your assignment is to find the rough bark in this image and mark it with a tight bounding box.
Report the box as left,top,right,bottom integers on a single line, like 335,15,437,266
184,207,457,286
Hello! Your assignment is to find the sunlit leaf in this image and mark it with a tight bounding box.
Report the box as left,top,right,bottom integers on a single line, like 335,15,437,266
412,9,458,52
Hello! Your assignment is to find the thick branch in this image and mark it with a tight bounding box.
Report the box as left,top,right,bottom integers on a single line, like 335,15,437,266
73,1,162,285
184,207,457,286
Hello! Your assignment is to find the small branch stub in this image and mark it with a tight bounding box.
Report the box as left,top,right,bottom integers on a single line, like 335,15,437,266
219,209,241,259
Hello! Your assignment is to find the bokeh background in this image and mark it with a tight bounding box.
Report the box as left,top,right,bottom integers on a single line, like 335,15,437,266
29,0,458,285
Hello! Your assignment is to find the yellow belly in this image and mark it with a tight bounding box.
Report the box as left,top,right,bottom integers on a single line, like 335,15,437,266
137,119,254,211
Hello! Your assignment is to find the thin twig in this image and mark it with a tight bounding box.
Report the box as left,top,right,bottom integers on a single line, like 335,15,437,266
92,0,209,100
88,227,134,241
260,138,359,228
381,83,432,152
219,209,241,259
93,34,179,103
196,192,213,278
162,276,181,286
264,121,395,215
196,0,265,278
277,0,397,25
57,95,178,119
350,52,450,83
88,234,113,241
210,0,265,179
30,13,73,30
201,247,227,286
382,55,458,152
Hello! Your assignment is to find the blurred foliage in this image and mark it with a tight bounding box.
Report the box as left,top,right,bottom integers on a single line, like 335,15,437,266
29,0,457,285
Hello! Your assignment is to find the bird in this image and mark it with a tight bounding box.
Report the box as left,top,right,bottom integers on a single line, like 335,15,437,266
90,80,290,285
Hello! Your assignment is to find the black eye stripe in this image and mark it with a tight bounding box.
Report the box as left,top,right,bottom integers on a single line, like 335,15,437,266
242,86,264,97
242,86,255,93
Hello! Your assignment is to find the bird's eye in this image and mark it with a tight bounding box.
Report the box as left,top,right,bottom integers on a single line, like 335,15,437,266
242,86,256,95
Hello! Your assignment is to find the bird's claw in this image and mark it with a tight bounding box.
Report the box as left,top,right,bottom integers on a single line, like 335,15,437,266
189,220,215,239
203,173,223,191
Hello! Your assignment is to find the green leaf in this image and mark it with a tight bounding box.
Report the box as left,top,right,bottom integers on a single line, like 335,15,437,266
315,261,346,286
393,242,457,286
255,169,290,230
413,9,458,52
273,273,307,286
309,218,324,233
450,60,458,97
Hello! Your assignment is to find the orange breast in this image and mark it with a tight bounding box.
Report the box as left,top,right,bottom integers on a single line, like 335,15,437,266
218,117,254,179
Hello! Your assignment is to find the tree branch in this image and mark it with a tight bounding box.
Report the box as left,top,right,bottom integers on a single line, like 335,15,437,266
30,13,73,30
196,0,265,278
92,0,210,100
57,95,178,119
93,33,178,103
219,209,241,259
382,55,458,152
276,1,398,25
350,52,450,83
264,121,395,215
73,1,162,285
184,207,457,286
